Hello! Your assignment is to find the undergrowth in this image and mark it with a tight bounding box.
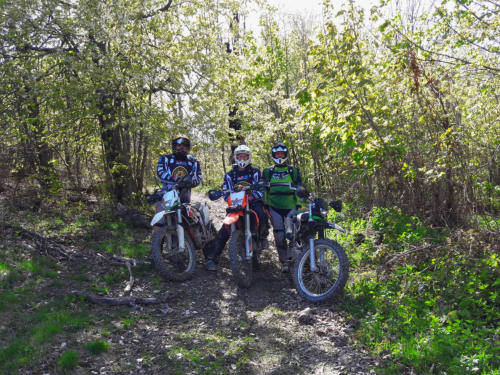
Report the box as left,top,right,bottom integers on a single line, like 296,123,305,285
330,206,499,374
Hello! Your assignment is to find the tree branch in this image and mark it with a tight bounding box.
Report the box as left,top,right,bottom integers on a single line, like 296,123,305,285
71,291,168,306
138,0,173,19
395,30,500,74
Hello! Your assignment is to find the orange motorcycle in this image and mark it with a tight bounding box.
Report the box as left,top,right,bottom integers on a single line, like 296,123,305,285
208,184,267,287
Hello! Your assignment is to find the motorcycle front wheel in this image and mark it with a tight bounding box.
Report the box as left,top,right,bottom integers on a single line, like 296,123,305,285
228,229,253,288
151,226,196,281
293,239,349,302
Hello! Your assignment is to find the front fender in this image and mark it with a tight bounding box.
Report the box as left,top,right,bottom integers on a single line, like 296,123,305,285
223,212,241,225
328,222,346,233
310,220,346,234
151,210,166,226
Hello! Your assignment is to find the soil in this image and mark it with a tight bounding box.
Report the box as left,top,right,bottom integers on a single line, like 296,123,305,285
1,191,380,375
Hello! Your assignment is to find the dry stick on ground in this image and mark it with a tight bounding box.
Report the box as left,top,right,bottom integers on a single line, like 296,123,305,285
71,290,168,306
124,260,134,294
2,224,152,295
384,243,438,266
2,223,73,259
95,253,151,294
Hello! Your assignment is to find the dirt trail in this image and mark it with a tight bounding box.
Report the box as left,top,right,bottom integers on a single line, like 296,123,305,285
3,190,380,374
115,190,378,375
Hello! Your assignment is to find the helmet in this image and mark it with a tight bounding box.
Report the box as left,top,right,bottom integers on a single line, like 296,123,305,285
171,136,191,157
271,142,288,165
234,144,251,169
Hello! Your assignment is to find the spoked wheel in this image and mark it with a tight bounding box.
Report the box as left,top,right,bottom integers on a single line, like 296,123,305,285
293,239,349,302
228,229,253,288
151,226,196,281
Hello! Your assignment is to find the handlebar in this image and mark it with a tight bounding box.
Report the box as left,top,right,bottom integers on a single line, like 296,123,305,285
207,183,264,201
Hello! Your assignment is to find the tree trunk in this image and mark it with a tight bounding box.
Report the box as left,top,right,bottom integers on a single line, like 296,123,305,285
23,90,57,194
98,92,134,204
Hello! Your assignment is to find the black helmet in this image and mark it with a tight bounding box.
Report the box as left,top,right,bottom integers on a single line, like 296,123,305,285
172,136,191,156
271,142,288,165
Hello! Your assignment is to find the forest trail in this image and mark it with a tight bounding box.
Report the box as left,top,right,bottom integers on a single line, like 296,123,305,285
1,190,380,374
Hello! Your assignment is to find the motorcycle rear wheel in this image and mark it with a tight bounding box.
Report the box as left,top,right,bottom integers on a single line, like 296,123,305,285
228,229,253,288
151,226,196,281
293,239,348,302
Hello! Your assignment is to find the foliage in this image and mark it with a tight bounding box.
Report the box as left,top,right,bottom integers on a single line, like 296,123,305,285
85,340,109,355
335,206,500,374
369,206,444,247
57,350,80,371
0,0,499,373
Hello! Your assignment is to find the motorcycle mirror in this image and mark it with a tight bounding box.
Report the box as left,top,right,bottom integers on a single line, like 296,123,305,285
329,200,342,212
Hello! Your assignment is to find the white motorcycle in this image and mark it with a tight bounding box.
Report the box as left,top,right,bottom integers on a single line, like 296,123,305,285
150,184,216,281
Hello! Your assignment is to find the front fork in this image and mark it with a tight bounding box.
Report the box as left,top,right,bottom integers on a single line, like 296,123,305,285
176,206,185,252
308,203,318,272
229,208,252,260
244,207,253,259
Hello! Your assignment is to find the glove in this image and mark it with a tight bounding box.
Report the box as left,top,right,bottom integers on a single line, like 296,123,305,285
177,179,192,189
296,185,309,198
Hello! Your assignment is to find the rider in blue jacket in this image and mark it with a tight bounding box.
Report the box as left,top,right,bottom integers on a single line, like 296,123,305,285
156,136,202,203
205,145,268,271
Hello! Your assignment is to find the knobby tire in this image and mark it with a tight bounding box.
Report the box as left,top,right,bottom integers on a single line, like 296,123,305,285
293,239,349,302
151,226,196,281
228,229,253,288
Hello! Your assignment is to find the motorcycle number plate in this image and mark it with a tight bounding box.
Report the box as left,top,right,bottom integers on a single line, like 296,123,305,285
229,191,245,206
163,190,179,208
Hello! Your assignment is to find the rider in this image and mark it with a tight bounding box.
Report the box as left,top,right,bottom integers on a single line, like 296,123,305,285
263,141,304,273
156,136,202,203
205,144,268,271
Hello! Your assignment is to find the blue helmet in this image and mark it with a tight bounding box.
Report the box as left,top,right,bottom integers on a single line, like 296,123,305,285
172,136,191,156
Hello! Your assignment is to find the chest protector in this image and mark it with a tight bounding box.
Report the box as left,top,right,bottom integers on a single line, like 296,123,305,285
263,166,299,210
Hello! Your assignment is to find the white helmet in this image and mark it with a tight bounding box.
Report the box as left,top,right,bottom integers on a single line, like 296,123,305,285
234,145,251,168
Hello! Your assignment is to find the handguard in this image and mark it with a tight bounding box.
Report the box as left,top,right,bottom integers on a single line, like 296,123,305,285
296,185,309,198
146,190,163,204
223,212,241,225
208,190,224,201
329,200,342,212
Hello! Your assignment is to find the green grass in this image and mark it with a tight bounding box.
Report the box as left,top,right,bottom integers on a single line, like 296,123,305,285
335,206,500,374
0,294,91,372
0,247,92,373
0,261,10,280
0,200,153,373
86,340,109,355
163,328,256,374
58,350,79,371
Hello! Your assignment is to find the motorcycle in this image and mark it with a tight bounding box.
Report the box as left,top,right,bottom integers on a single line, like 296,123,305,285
285,186,349,302
149,183,216,281
208,184,268,288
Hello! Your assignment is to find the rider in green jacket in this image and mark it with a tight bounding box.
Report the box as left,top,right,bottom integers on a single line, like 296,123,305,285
263,142,304,272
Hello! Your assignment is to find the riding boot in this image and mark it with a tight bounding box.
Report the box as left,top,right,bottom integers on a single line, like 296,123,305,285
205,258,217,271
277,246,288,264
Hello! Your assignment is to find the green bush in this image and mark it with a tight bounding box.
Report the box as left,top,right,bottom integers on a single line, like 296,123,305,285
369,206,443,247
58,350,79,371
337,207,499,374
85,340,109,355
